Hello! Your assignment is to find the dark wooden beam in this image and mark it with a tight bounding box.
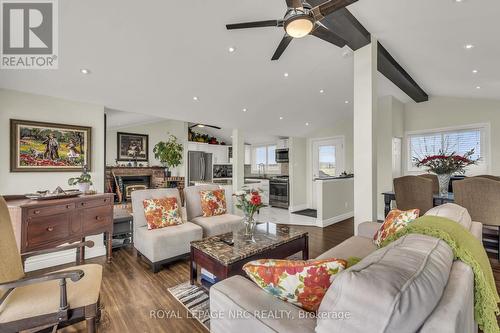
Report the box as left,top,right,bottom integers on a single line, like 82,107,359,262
377,42,429,103
320,8,429,103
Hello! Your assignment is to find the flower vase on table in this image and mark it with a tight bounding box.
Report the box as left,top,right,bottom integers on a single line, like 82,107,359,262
233,188,264,240
414,149,478,195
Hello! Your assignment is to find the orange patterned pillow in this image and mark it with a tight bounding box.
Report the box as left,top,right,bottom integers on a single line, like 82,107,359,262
373,209,420,246
199,189,227,217
243,258,347,312
143,197,183,230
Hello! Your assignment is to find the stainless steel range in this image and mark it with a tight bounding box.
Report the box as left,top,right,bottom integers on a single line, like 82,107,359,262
269,175,289,209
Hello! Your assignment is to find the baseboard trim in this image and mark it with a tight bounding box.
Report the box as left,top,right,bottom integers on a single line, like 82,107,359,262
317,211,354,228
289,204,308,212
24,245,106,272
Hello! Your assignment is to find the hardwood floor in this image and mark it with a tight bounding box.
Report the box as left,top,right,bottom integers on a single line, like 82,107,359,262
34,218,499,332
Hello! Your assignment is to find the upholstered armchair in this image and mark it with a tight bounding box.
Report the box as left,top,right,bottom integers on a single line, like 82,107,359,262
0,197,103,333
184,185,243,237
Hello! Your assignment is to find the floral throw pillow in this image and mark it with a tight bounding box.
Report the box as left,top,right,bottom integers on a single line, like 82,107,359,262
243,258,347,312
143,197,183,230
200,189,227,217
373,209,420,247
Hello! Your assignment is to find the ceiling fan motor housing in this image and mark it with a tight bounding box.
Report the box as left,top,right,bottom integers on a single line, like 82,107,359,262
284,8,315,38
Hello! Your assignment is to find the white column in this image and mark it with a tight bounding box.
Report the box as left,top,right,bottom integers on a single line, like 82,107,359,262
353,37,378,233
232,129,245,193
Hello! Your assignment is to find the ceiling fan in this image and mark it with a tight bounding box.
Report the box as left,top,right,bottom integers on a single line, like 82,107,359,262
226,0,357,60
189,123,222,130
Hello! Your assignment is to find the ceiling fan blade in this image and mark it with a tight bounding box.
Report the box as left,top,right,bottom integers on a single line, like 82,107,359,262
189,124,222,130
286,0,303,8
271,35,294,61
311,25,347,48
226,20,282,30
205,125,222,130
306,0,330,8
319,0,358,17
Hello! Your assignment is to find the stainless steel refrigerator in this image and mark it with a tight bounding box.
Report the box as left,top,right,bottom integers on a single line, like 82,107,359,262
188,151,213,185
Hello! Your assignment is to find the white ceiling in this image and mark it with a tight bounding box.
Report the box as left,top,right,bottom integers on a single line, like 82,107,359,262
1,0,499,143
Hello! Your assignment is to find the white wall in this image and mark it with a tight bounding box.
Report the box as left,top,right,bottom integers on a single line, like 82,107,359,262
316,178,354,227
403,96,500,175
106,119,188,176
0,89,106,271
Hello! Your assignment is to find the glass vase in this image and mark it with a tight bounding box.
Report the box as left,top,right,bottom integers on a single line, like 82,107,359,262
437,173,452,195
243,213,257,240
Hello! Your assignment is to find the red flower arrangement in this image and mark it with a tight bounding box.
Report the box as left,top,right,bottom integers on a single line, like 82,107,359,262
413,149,478,175
233,188,264,219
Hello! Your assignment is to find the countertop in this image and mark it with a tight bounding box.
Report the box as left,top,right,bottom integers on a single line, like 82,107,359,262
314,175,354,181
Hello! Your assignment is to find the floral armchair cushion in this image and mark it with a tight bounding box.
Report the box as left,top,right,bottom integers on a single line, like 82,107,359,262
199,189,227,217
143,197,183,230
373,209,420,247
243,258,347,312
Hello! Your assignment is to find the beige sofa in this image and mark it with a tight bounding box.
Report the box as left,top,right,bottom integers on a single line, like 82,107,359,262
210,204,481,333
184,185,243,237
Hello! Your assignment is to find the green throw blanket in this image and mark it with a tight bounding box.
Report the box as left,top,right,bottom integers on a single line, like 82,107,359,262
381,216,500,333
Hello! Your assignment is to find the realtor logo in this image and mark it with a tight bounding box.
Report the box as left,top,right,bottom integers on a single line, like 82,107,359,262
1,0,58,69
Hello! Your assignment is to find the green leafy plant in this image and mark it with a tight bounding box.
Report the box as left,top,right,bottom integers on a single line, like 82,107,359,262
153,135,184,169
68,166,92,185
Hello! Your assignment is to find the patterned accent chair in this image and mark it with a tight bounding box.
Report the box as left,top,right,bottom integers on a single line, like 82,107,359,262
393,176,434,214
184,185,243,237
0,197,102,333
131,188,203,273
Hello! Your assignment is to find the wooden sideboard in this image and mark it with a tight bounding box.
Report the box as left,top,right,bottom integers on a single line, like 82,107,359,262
6,193,114,263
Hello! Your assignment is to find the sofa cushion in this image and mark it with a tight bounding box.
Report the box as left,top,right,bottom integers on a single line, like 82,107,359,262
424,203,472,230
132,188,184,229
243,258,347,312
134,222,202,262
184,185,220,221
200,189,227,217
191,214,243,237
316,234,453,333
373,209,420,246
143,197,183,230
316,236,377,261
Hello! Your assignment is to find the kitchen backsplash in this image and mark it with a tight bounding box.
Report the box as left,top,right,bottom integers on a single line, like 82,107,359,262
244,163,289,177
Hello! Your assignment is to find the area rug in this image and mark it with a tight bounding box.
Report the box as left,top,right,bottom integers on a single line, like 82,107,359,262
292,209,317,218
167,282,211,330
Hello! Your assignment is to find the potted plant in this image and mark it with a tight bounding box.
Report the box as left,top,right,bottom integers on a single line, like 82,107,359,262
68,166,93,193
414,149,478,194
153,134,183,177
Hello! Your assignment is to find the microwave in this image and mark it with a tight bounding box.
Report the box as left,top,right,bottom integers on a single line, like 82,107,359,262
275,149,289,163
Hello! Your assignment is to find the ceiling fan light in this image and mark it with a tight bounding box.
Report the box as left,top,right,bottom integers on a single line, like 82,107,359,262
285,15,314,38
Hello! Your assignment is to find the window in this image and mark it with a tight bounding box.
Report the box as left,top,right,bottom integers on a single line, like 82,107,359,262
251,144,279,173
407,125,488,174
318,145,336,177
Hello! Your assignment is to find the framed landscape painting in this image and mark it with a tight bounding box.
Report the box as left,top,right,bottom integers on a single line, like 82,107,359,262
10,119,92,172
117,132,149,161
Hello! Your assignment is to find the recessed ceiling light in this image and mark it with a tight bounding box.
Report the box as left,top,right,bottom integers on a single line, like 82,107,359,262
242,108,247,112
193,96,199,101
476,86,481,89
472,69,478,74
80,68,90,74
305,122,310,126
345,100,350,104
283,72,289,77
279,116,284,120
228,46,235,53
464,44,474,49
319,89,324,94
454,0,463,2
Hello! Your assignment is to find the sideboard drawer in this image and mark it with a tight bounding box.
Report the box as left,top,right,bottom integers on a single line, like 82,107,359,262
83,206,112,233
78,197,113,209
27,203,74,217
26,213,71,248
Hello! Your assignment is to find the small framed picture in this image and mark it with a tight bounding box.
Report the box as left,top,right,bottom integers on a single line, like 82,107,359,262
10,119,92,172
117,132,149,161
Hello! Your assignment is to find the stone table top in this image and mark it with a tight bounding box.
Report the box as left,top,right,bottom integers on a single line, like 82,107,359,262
190,223,307,265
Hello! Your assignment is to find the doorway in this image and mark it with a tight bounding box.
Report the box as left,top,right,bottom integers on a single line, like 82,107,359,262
311,137,345,209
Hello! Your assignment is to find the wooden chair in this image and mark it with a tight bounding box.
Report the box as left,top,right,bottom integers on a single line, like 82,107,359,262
393,176,434,214
0,197,103,333
419,174,439,194
454,178,500,259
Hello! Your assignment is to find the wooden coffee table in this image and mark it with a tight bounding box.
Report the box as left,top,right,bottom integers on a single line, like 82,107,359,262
190,222,308,285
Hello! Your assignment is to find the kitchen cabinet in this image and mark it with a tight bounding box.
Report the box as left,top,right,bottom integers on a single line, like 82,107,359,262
188,142,230,164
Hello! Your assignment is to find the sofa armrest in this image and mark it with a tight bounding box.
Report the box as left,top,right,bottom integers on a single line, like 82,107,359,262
210,276,316,333
470,222,482,242
357,222,380,238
